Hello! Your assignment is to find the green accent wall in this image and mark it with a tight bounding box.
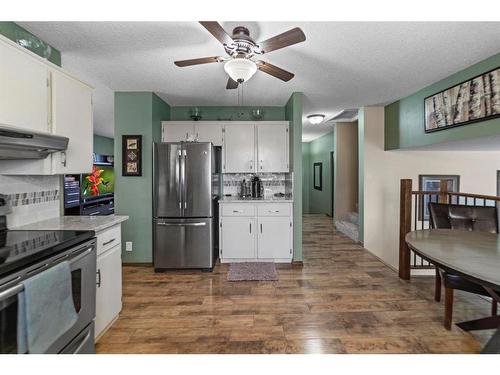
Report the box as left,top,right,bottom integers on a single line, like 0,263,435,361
114,92,171,263
0,22,61,66
302,142,311,214
358,108,365,243
93,135,114,155
170,106,285,121
385,53,500,150
285,93,303,262
305,131,334,216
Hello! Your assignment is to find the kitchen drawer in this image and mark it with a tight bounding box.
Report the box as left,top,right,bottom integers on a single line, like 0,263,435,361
96,224,121,256
221,204,256,217
257,203,291,217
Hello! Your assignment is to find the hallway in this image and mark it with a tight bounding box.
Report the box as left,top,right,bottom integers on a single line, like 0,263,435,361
96,215,489,353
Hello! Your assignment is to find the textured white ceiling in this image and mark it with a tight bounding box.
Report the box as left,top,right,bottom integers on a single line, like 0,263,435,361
19,21,500,140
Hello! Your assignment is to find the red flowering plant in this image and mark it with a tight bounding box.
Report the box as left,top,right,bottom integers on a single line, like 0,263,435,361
83,165,105,196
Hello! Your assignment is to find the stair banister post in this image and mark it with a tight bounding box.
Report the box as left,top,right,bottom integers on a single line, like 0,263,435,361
399,179,412,280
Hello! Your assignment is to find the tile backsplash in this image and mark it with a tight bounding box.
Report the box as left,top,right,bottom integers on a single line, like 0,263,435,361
223,173,293,197
0,175,61,228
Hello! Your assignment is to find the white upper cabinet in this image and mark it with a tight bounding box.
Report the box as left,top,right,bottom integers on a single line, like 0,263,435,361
223,124,256,173
0,36,94,175
256,123,289,172
161,122,195,142
161,121,223,146
161,121,289,173
194,123,223,146
0,39,50,133
51,70,93,174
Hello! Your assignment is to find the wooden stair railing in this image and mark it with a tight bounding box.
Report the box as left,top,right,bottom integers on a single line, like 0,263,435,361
398,178,500,280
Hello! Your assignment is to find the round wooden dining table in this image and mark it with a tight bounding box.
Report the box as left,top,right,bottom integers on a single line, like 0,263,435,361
406,229,500,354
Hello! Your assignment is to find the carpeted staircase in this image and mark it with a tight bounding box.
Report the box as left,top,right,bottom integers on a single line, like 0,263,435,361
335,211,359,242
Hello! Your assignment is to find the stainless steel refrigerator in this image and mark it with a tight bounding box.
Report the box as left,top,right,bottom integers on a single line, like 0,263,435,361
153,142,220,270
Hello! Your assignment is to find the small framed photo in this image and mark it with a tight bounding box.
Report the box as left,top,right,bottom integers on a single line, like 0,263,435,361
122,135,142,176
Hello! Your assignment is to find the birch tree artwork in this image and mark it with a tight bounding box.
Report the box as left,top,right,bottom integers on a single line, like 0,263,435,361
424,67,500,132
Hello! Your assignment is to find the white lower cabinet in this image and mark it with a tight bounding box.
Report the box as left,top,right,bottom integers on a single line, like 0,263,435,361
221,217,256,259
220,202,293,262
95,225,123,339
257,217,292,259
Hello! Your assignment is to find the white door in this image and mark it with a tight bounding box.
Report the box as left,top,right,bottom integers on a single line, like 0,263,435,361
95,245,123,338
221,217,256,259
223,124,255,173
194,123,223,146
257,123,289,172
257,217,292,259
0,40,49,133
162,122,195,142
51,70,93,174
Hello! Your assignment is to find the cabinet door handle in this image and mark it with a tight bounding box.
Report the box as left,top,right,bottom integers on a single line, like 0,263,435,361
102,238,116,246
268,210,280,213
249,223,252,233
260,223,263,233
96,269,101,288
233,210,243,213
61,151,67,167
260,160,263,170
250,160,253,170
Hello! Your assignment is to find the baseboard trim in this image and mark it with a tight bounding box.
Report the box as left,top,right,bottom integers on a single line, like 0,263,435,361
292,261,304,268
123,262,153,267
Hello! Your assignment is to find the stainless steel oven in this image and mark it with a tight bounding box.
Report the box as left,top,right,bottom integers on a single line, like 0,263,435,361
0,238,96,354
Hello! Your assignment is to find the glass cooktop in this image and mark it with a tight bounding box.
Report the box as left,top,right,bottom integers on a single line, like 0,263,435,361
0,230,94,279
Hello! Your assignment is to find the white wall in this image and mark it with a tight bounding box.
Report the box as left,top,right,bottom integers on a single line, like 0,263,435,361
362,106,500,270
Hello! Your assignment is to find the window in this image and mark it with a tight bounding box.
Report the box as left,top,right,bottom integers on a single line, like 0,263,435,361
418,174,460,220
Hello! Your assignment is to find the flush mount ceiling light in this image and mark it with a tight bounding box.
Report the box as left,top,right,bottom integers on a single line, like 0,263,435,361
224,58,258,84
307,114,325,125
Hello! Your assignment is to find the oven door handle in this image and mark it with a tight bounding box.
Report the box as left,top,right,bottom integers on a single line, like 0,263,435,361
68,247,94,265
0,284,24,302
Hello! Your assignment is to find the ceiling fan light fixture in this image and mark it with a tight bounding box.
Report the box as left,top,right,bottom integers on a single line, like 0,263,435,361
307,114,325,125
224,58,257,83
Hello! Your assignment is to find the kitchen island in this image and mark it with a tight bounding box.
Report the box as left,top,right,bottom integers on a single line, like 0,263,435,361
15,215,128,340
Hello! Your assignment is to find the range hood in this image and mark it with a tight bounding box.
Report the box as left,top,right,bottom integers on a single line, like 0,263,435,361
0,125,69,159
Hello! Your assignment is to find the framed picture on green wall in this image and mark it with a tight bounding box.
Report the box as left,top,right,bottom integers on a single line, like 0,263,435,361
313,162,322,191
424,66,500,133
122,135,142,176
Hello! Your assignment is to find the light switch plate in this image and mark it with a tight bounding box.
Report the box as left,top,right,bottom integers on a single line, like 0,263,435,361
125,241,133,252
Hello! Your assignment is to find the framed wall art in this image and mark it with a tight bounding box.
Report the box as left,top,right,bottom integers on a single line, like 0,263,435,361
313,162,323,191
122,135,142,176
424,67,500,133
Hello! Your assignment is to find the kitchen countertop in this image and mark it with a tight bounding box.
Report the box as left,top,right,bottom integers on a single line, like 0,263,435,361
219,196,293,203
13,215,129,232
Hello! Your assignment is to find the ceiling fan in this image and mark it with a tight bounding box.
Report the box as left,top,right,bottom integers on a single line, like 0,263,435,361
174,22,306,89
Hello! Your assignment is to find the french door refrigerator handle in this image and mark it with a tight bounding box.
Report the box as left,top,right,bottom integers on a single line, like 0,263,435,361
183,149,187,209
177,148,182,210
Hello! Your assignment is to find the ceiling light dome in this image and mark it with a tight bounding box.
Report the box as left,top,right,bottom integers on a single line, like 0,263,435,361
307,114,325,125
224,58,257,83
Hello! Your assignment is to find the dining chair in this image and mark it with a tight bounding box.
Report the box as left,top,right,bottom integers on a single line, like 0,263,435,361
428,202,499,330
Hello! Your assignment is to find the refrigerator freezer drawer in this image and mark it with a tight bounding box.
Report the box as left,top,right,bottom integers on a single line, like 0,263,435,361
154,218,214,269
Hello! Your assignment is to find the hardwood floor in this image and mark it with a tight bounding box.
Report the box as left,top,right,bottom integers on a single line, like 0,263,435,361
96,214,493,354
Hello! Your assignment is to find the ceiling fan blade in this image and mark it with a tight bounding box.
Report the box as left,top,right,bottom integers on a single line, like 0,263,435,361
199,21,234,46
174,56,224,67
258,27,306,54
256,61,295,82
226,77,239,90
